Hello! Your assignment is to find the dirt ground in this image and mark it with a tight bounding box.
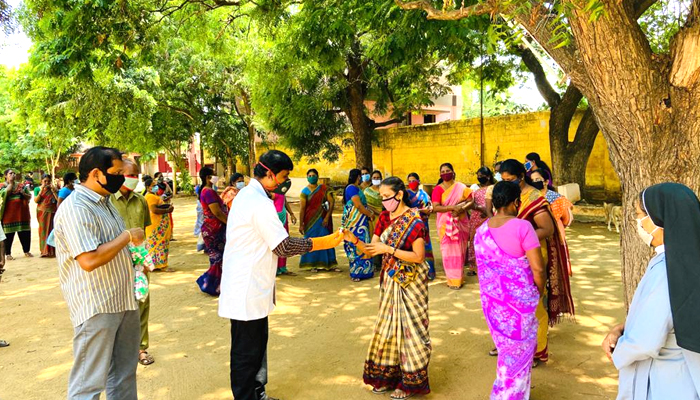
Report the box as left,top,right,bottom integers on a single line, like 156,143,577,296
0,196,627,400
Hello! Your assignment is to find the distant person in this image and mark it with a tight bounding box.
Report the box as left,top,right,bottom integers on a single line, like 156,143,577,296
406,172,435,280
25,171,35,190
221,173,245,209
196,167,228,296
144,177,174,272
220,150,342,400
500,159,574,366
273,189,297,276
34,174,58,258
524,152,554,183
344,177,431,399
431,162,471,289
54,146,145,399
298,169,339,272
603,183,700,399
342,168,375,281
1,168,33,259
112,159,155,366
466,167,496,276
364,170,384,271
57,172,78,207
359,166,372,190
474,181,545,400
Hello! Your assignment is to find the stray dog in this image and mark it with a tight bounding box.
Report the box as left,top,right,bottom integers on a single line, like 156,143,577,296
604,202,622,233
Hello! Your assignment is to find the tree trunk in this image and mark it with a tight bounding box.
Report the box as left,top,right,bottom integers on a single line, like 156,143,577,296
240,90,257,176
344,54,373,169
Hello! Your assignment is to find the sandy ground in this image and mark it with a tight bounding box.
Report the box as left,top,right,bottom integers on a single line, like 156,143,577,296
0,196,627,400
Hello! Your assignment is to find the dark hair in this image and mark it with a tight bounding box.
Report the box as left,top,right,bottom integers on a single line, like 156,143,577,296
500,159,528,181
371,170,383,179
141,174,152,182
253,150,294,178
526,152,541,162
199,167,214,184
344,169,362,203
307,168,319,176
494,161,502,168
143,177,154,189
381,176,411,207
361,166,370,173
42,174,52,180
439,162,454,172
3,169,12,176
154,172,162,178
534,160,554,184
477,166,496,185
78,146,123,183
229,173,244,186
63,172,77,185
530,168,556,191
492,181,522,209
407,172,420,181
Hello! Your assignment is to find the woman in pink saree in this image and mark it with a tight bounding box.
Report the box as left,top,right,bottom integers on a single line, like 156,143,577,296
474,181,546,400
431,163,471,289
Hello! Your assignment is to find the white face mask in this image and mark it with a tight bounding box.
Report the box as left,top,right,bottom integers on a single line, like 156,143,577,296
636,216,660,247
371,179,382,186
211,176,219,185
236,181,245,190
494,172,502,182
122,177,139,191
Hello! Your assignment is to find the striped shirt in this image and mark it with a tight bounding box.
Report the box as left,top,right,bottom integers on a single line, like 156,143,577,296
54,184,137,327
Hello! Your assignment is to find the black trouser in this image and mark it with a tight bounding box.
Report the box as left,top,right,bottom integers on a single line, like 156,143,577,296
4,231,31,255
230,317,268,400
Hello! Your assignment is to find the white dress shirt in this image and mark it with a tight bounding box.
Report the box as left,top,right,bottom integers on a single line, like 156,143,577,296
219,178,289,321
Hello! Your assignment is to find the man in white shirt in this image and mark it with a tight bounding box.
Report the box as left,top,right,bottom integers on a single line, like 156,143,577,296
220,150,342,400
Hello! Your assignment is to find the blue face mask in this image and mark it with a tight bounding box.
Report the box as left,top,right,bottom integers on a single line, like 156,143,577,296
361,174,371,182
236,181,245,190
151,186,159,194
494,173,502,182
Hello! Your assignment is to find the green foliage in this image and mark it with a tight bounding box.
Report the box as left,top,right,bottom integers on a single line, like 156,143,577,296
177,169,194,195
639,0,692,53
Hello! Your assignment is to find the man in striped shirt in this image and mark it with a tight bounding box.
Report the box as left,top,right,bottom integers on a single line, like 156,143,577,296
54,147,145,400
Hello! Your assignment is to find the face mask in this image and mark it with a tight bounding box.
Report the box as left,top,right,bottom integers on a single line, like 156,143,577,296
509,178,521,185
477,176,489,185
382,196,401,212
408,181,420,191
122,176,139,191
236,181,246,190
531,181,545,191
494,173,502,182
273,179,292,195
440,172,455,182
371,179,382,186
151,186,160,194
211,176,219,185
98,171,125,194
157,176,164,183
636,216,660,247
524,161,533,171
361,174,371,182
307,176,319,185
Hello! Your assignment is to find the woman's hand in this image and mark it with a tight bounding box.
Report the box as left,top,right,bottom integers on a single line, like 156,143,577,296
322,217,331,229
299,224,305,235
290,213,297,225
343,228,359,244
602,323,625,362
364,243,391,256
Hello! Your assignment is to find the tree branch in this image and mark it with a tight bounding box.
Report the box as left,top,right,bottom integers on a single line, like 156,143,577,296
371,117,405,129
632,0,658,19
158,103,195,120
394,0,493,20
519,45,561,108
572,106,600,149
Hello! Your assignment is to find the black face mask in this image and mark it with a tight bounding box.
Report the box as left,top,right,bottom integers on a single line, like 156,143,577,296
273,179,292,195
477,176,489,185
531,181,545,191
99,171,126,194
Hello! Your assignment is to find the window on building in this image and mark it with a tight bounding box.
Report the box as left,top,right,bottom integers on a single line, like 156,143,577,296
424,114,436,124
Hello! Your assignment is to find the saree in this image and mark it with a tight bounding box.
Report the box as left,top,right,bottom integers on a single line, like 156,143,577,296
196,187,227,296
364,186,382,236
474,223,539,400
467,186,490,271
342,185,373,280
145,193,172,270
545,190,573,276
274,194,290,275
364,208,431,395
36,188,57,257
299,185,337,271
518,186,575,362
433,182,470,288
407,188,435,279
0,183,31,233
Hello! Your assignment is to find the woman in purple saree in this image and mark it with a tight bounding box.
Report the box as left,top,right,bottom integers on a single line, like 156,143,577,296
474,181,546,400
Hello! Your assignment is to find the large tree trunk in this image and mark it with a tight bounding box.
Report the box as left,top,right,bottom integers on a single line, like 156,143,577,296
344,54,374,169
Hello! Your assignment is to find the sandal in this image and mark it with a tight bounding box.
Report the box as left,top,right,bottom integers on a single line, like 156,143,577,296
352,278,361,282
311,268,319,273
466,270,477,276
281,271,297,276
0,340,9,348
24,252,33,258
372,387,391,394
333,267,342,272
489,348,498,357
390,390,414,400
447,285,462,290
139,351,155,365
532,359,540,368
6,255,14,261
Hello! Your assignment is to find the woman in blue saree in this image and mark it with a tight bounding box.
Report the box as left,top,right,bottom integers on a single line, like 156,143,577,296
299,169,339,272
342,168,376,281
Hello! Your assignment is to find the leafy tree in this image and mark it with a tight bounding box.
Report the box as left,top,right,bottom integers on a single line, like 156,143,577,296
396,0,699,303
